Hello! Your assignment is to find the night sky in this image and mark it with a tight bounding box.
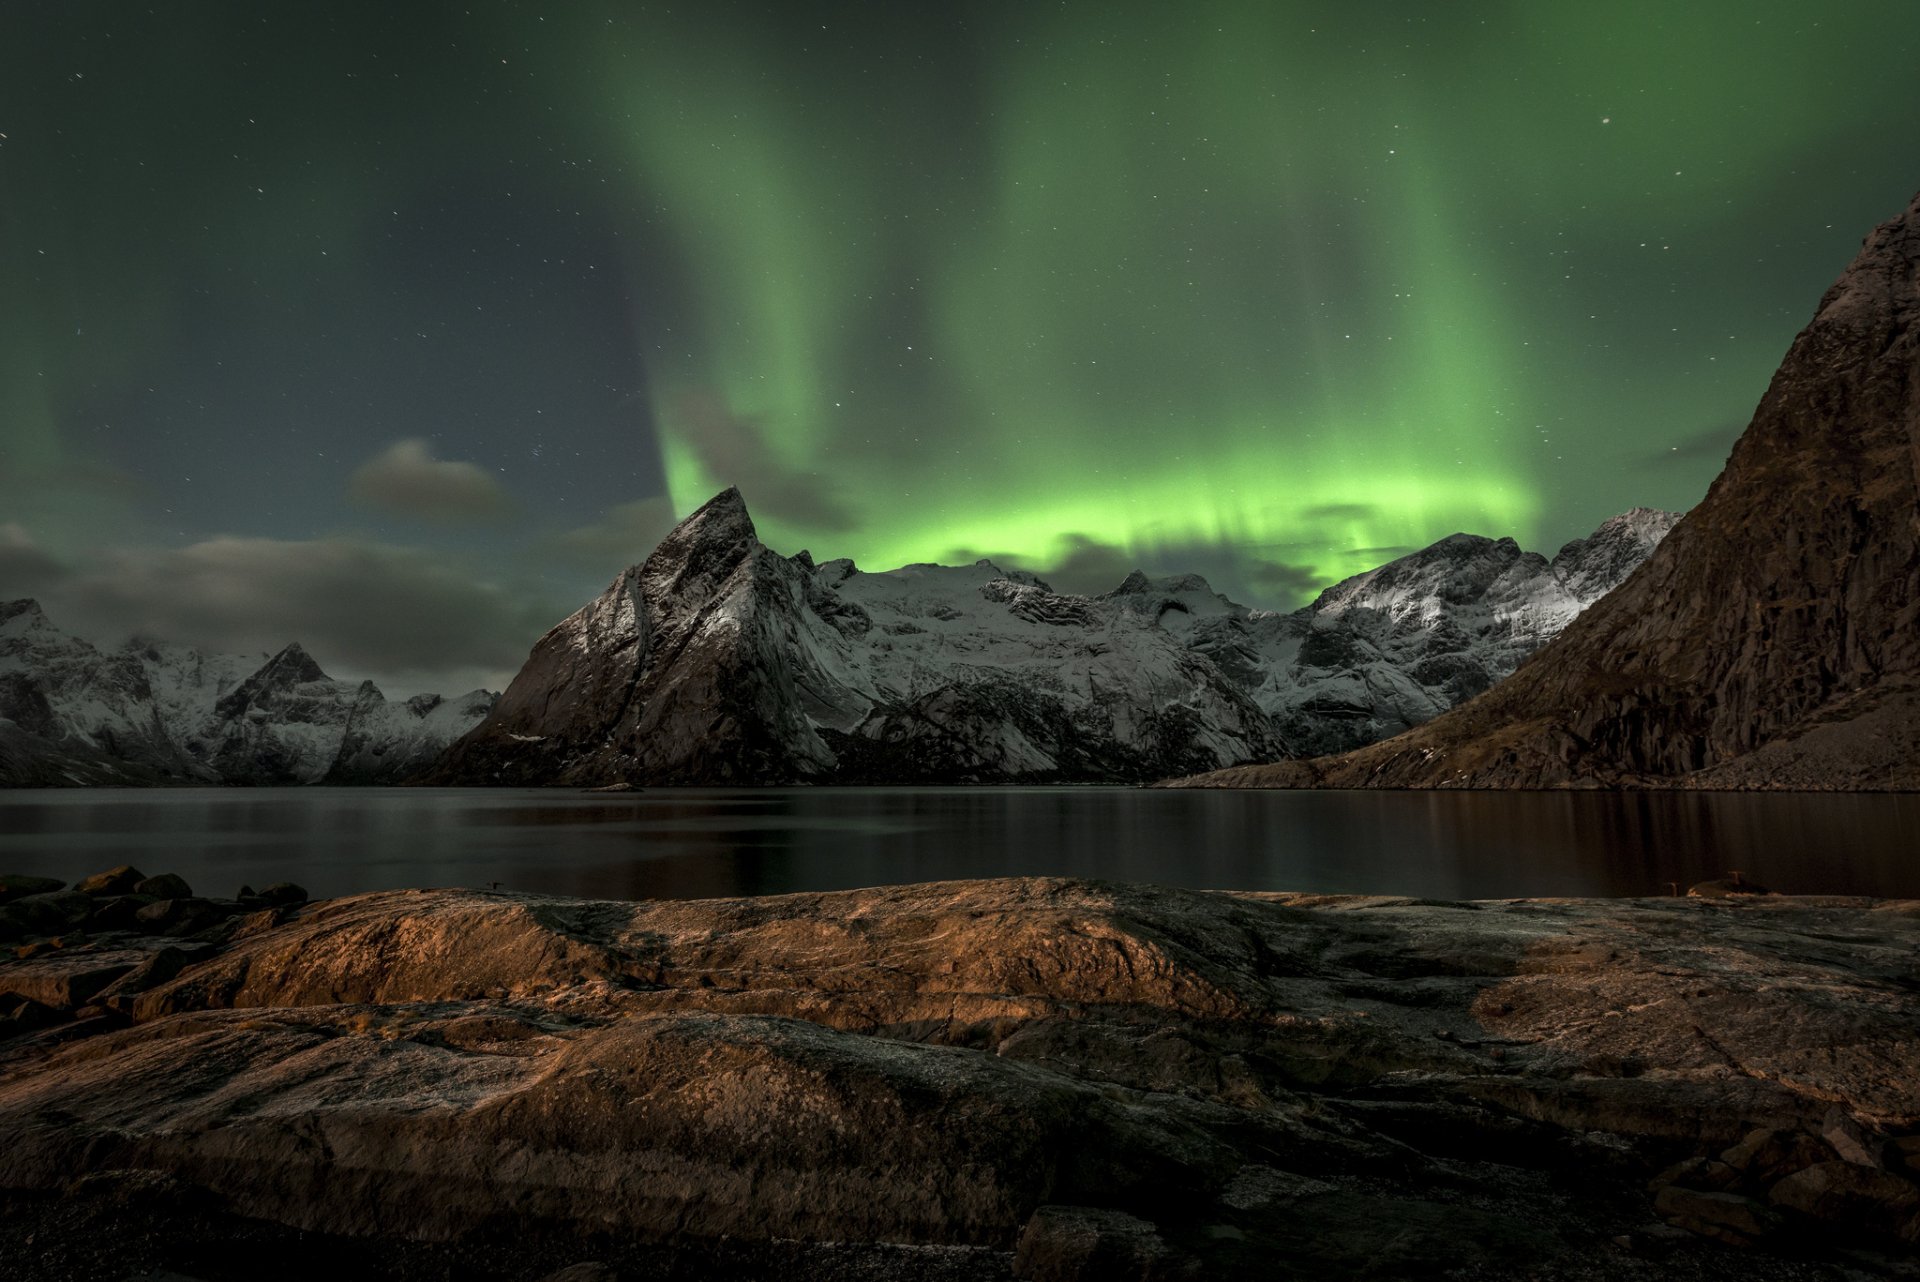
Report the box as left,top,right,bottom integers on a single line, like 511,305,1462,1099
3,2,1916,693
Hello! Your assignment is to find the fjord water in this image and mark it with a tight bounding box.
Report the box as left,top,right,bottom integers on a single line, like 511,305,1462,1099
2,787,1915,902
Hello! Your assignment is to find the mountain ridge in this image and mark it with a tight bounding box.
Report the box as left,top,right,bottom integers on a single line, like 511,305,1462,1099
0,605,496,786
1170,190,1920,792
425,493,1675,785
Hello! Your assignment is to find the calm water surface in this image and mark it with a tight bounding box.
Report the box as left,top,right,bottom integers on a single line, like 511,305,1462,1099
1,787,1914,902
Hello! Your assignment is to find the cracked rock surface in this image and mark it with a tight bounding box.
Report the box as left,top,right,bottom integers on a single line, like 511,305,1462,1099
3,877,1918,1279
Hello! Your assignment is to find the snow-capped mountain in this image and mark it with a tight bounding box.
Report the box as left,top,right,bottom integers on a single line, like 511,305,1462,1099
0,600,496,786
428,490,1676,785
1257,508,1681,755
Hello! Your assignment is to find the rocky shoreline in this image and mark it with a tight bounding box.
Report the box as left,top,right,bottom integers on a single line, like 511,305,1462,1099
2,870,1917,1280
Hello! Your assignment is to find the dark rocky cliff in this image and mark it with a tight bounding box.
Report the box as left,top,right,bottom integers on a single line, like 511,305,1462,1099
1175,191,1920,791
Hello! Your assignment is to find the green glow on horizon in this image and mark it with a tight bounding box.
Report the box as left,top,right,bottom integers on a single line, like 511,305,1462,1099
581,1,1919,603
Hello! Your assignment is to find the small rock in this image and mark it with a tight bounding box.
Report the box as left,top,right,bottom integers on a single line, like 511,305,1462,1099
1650,1157,1740,1193
0,950,141,1008
1015,1205,1186,1281
0,873,65,903
134,899,232,937
75,865,146,897
1686,874,1771,897
87,893,159,932
257,882,309,907
133,873,193,900
1770,1161,1920,1232
8,890,95,935
539,1266,620,1282
95,947,194,1011
235,884,257,900
1821,1106,1885,1169
1720,1126,1839,1185
1653,1185,1776,1242
0,993,62,1036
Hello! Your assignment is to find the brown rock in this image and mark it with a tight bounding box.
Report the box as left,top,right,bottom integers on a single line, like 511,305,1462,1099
0,993,62,1036
0,880,1916,1276
74,866,145,897
1720,1127,1838,1186
1769,1161,1920,1233
254,882,308,907
1653,1185,1777,1244
132,899,234,937
131,874,192,901
1014,1206,1188,1282
0,949,143,1009
92,947,197,1012
538,1266,620,1282
85,893,159,932
0,874,64,904
6,891,95,936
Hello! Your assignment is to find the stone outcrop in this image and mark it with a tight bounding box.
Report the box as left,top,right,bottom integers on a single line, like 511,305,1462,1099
3,875,1917,1278
1172,191,1920,792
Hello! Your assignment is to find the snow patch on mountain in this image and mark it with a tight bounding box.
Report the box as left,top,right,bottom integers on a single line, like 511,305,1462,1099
0,605,496,786
432,490,1677,785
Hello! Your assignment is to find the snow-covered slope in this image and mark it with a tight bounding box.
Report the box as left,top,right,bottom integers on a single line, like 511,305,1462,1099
431,491,1676,785
1253,507,1682,755
0,601,496,786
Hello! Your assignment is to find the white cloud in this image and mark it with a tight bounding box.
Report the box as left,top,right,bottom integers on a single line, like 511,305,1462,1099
348,438,515,524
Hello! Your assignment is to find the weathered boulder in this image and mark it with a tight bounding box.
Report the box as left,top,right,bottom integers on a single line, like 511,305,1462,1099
0,875,64,904
132,873,192,900
5,890,94,935
74,866,144,897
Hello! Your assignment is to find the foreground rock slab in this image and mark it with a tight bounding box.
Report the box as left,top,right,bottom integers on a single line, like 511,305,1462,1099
2,879,1918,1280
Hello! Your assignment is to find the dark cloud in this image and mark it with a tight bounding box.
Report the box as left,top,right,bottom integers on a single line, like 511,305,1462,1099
1632,422,1744,471
1244,559,1323,598
948,531,1326,611
47,536,555,685
1342,545,1417,559
670,390,855,533
0,524,73,600
1299,502,1380,522
542,498,680,575
348,439,516,524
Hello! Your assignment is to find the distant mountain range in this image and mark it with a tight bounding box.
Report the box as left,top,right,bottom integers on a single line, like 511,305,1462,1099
1175,190,1920,791
0,600,494,786
424,497,1674,786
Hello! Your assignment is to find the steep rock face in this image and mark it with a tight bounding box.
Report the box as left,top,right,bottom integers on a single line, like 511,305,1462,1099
0,605,495,786
1174,192,1920,791
433,493,1670,785
428,489,840,785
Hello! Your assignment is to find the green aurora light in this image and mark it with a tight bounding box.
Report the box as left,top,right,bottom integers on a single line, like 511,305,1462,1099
590,1,1917,590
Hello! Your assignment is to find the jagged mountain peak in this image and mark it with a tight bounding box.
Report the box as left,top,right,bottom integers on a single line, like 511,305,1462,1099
0,608,493,786
433,486,1672,785
1106,570,1219,597
0,598,51,633
259,642,330,685
639,487,764,603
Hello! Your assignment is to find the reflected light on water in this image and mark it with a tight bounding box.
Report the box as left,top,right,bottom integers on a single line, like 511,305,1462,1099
0,787,1914,902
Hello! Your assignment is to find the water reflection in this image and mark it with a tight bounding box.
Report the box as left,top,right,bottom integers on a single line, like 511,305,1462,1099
0,787,1913,902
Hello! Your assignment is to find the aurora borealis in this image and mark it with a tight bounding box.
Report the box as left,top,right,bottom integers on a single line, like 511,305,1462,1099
3,2,1917,689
